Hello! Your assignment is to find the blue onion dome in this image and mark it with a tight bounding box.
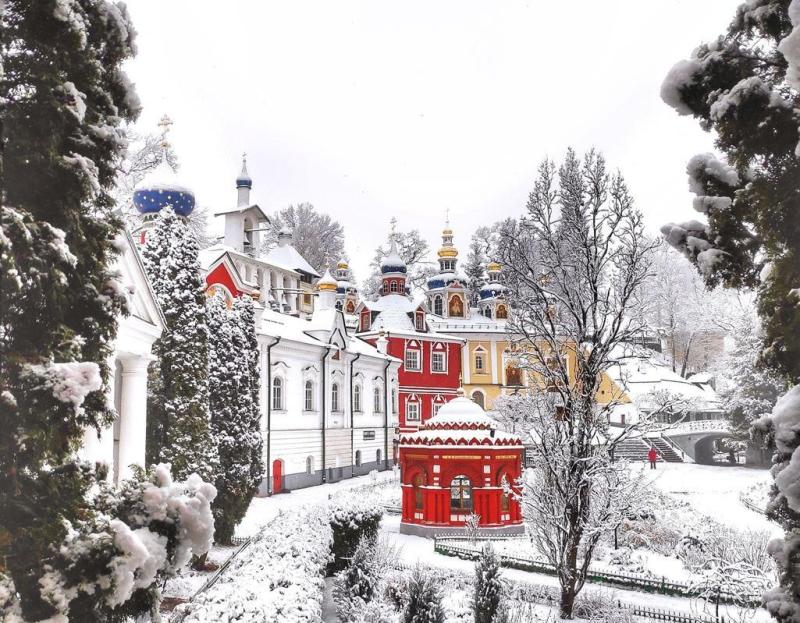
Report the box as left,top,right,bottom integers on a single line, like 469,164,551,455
427,276,445,289
236,155,252,189
133,154,195,217
480,280,507,300
380,236,407,274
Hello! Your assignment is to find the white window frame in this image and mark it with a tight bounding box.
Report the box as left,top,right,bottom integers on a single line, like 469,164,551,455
405,347,421,372
373,386,383,413
272,376,285,411
431,347,447,373
304,379,314,412
353,383,362,413
415,312,425,331
332,382,341,412
433,295,443,316
433,401,443,417
406,400,420,422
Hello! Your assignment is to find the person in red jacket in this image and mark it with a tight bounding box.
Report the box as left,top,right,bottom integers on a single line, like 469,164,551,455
648,446,658,469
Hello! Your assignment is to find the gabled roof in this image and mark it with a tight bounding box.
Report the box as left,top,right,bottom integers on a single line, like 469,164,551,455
213,202,269,220
262,244,320,277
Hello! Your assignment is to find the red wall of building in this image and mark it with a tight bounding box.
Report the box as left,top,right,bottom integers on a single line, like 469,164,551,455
205,263,241,297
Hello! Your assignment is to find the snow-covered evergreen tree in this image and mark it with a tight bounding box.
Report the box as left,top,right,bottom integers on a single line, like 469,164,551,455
142,207,217,482
207,293,262,544
334,538,378,621
473,542,504,623
0,0,139,618
403,566,445,623
661,3,800,618
722,310,786,443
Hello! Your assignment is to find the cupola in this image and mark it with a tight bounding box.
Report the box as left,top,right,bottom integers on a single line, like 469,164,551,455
133,152,195,218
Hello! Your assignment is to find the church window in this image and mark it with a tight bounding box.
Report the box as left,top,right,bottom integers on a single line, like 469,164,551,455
475,353,485,371
335,300,343,310
272,377,284,411
415,313,425,331
483,307,492,318
432,351,446,373
405,347,420,371
406,400,420,422
304,380,314,411
354,383,362,412
391,388,398,413
433,401,443,417
390,281,398,293
450,475,472,511
433,295,443,316
306,456,314,474
374,386,383,413
332,382,341,412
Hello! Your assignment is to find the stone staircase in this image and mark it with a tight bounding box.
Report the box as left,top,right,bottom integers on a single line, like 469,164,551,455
648,437,684,463
613,437,651,462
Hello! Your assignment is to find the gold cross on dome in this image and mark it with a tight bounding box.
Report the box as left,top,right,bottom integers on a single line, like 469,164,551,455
157,114,173,148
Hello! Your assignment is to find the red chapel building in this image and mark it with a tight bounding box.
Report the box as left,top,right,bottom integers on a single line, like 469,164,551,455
356,236,463,434
398,391,524,536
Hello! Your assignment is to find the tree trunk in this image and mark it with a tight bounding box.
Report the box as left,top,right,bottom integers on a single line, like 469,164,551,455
559,584,577,619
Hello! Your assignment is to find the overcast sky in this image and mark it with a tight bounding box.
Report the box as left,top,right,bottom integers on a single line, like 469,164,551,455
123,0,741,282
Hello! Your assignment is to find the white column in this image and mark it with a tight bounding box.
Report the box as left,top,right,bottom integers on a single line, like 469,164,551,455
116,355,150,482
491,342,500,385
289,277,298,314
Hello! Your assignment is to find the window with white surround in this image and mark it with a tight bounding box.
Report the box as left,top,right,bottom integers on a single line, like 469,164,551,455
433,295,443,316
304,380,314,411
390,281,398,293
406,401,420,421
415,312,425,331
391,388,398,413
272,377,284,411
332,382,341,412
432,351,446,373
405,347,420,371
353,383,362,412
433,401,443,417
306,456,314,474
373,386,382,413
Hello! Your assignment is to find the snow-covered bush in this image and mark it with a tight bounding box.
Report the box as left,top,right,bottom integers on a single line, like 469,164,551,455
473,542,504,623
334,537,380,622
178,505,333,623
573,590,633,623
403,566,446,623
329,490,384,573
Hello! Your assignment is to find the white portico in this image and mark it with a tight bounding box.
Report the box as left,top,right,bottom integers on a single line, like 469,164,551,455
80,231,165,483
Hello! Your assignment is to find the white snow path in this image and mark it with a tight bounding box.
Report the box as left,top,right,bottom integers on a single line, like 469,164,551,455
236,470,398,538
638,462,778,535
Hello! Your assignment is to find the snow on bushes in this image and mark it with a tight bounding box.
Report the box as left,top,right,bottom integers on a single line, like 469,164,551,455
328,490,385,573
30,464,216,621
178,505,333,623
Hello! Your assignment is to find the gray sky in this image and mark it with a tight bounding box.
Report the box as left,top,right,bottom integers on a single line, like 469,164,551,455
123,0,740,282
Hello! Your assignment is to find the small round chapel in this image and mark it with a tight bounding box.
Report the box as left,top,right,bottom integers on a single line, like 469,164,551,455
398,391,524,536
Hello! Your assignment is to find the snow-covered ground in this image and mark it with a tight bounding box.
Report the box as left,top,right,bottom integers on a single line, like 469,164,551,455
640,462,776,534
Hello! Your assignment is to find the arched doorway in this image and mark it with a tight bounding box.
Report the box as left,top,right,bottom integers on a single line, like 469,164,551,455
471,390,485,409
272,459,283,493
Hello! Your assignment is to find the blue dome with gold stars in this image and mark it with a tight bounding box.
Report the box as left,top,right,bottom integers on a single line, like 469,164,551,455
133,156,195,217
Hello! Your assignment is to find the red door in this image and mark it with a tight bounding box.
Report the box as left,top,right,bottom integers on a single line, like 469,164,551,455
272,459,283,493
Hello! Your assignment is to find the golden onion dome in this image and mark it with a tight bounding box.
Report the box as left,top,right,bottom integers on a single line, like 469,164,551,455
487,261,502,272
442,227,453,235
337,260,349,270
316,267,338,292
438,245,458,258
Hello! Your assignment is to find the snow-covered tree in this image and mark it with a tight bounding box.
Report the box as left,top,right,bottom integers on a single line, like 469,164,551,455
721,309,786,446
142,207,217,482
496,149,658,618
260,202,346,273
362,220,436,298
646,241,740,377
334,537,378,621
403,566,446,623
473,542,504,623
0,0,142,618
207,292,262,544
660,3,800,618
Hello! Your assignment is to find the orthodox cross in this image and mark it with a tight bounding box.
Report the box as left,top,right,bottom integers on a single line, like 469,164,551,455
157,114,173,148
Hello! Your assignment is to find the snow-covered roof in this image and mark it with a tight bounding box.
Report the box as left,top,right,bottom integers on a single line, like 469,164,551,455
428,310,507,333
199,243,300,278
213,203,269,220
380,237,406,273
400,395,522,447
262,243,320,277
362,294,419,313
607,345,722,413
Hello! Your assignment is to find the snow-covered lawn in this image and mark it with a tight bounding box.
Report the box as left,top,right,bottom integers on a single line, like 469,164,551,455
639,463,776,534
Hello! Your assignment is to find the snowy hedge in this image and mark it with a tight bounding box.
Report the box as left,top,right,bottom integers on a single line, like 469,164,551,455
178,505,333,623
328,490,385,573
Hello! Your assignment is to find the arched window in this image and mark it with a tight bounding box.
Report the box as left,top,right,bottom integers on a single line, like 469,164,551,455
501,491,510,512
474,349,486,372
354,383,362,412
335,300,343,310
471,391,485,409
391,388,398,413
496,304,508,319
355,450,362,467
306,456,314,474
304,380,313,411
483,306,492,318
433,295,443,316
390,281,398,293
415,312,425,331
374,386,382,413
332,382,341,412
414,474,425,510
272,377,284,410
376,449,382,465
450,475,472,511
